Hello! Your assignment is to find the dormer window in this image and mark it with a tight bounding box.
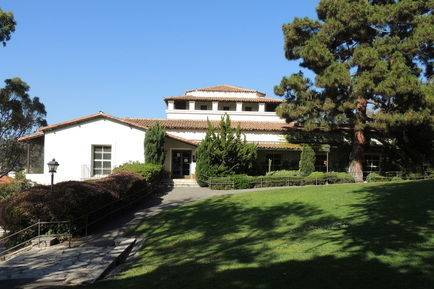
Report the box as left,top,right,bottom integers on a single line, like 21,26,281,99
223,106,230,111
200,105,208,110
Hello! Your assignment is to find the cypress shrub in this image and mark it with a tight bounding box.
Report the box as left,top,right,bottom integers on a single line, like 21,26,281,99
144,123,166,165
299,145,316,176
196,115,257,186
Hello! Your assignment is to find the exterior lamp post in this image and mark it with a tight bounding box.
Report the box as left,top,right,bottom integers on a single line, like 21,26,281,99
47,158,59,192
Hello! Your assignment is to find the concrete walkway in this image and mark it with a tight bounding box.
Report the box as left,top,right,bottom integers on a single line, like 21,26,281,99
0,185,280,288
90,186,252,240
0,187,239,288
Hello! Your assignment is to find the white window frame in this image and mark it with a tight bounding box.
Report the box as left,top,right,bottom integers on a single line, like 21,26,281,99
92,145,112,176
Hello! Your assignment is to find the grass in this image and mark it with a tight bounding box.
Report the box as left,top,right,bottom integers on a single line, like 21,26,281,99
83,180,434,289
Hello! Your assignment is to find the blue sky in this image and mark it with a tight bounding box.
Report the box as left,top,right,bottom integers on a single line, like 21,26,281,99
1,1,318,123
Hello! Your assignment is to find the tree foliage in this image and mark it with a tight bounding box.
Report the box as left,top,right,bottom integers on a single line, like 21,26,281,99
299,144,316,176
275,0,433,181
144,123,166,165
1,8,47,176
0,8,15,46
196,115,257,186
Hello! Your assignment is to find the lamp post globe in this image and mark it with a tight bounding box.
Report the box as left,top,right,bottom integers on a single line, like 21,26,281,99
47,159,59,191
48,159,59,173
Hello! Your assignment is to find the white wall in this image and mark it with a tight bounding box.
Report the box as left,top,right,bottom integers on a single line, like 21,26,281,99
166,110,284,122
167,129,286,143
28,119,146,184
186,90,262,98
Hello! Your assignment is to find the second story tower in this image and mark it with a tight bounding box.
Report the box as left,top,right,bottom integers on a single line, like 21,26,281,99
165,84,284,122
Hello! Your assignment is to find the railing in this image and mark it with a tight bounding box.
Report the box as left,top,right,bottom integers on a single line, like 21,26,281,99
74,181,170,236
0,220,71,259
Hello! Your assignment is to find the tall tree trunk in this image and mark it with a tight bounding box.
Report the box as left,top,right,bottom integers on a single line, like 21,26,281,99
349,97,368,182
349,129,366,182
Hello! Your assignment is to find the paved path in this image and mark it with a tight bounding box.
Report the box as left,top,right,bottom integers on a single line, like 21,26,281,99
0,185,281,288
91,185,280,240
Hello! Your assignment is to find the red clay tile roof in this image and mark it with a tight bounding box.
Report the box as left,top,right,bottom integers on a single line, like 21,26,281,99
253,142,302,150
18,113,296,142
164,136,302,151
186,84,265,95
38,112,145,132
123,118,294,132
164,95,282,103
18,131,44,142
166,133,199,146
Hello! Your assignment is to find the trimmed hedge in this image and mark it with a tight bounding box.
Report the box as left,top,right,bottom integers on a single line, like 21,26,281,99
209,171,354,190
112,162,166,183
366,172,387,182
0,168,167,238
266,170,300,177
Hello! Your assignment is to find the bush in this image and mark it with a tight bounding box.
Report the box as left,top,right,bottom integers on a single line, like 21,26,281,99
299,145,315,176
144,123,166,165
329,172,355,183
0,171,31,200
391,176,403,182
210,174,255,190
0,172,162,238
196,115,257,186
112,162,166,183
366,172,387,182
266,170,300,177
209,171,354,190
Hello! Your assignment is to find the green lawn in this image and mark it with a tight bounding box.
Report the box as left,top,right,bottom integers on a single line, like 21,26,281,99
85,180,434,289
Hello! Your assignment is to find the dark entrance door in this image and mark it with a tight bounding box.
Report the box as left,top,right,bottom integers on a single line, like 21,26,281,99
171,150,192,178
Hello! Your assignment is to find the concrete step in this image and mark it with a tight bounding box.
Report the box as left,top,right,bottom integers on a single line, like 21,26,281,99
172,178,199,187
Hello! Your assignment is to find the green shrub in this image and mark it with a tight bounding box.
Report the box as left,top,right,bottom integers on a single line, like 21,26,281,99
210,174,255,190
391,176,403,182
0,171,31,200
299,145,315,176
112,162,165,183
405,172,424,180
330,172,355,183
266,170,300,177
144,123,166,165
196,115,257,187
366,172,387,182
0,172,164,238
306,171,326,180
209,171,356,190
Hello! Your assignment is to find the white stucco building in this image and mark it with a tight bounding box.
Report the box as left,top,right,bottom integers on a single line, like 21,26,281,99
20,84,346,185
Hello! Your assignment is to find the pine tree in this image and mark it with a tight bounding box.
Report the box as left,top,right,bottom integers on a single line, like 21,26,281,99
144,123,166,165
275,0,433,181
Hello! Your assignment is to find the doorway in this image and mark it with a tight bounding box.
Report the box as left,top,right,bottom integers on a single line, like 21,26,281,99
171,150,192,178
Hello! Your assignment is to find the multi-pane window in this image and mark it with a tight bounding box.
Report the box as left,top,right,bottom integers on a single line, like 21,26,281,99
315,154,327,172
93,145,111,176
266,153,282,171
365,154,381,171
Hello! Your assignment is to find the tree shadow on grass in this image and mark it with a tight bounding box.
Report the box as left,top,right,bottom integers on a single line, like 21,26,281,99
340,180,434,274
131,197,334,266
93,255,432,289
86,180,433,289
